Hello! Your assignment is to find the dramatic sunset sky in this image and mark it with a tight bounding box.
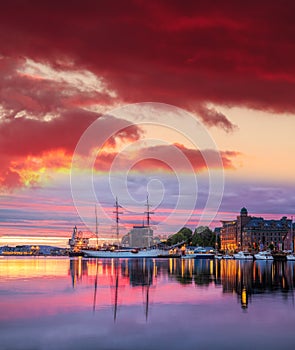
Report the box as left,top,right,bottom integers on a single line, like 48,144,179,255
1,1,295,246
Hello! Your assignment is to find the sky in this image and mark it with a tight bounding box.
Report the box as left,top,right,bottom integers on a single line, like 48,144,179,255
0,0,295,246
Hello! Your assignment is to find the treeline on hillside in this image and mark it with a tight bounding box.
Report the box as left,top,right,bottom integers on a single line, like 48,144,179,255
166,227,220,248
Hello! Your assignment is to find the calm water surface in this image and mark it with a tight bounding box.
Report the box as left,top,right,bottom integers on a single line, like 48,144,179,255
1,257,295,350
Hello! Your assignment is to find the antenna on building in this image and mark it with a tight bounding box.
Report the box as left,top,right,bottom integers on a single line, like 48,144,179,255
113,197,123,243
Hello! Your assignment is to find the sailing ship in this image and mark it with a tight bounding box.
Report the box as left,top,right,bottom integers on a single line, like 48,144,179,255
82,197,168,258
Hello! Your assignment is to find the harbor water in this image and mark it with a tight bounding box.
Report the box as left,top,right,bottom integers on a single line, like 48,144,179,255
1,257,295,350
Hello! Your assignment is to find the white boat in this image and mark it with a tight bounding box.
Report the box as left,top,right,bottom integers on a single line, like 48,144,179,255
254,251,274,260
233,251,253,260
193,247,215,259
181,249,197,259
286,254,295,261
181,254,196,259
182,248,214,259
214,253,223,260
83,247,167,258
222,254,234,260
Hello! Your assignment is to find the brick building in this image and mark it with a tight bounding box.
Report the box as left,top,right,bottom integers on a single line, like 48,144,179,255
220,208,294,251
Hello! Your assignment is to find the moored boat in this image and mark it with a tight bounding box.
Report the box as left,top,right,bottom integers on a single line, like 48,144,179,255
214,253,223,260
181,249,197,259
233,251,253,260
222,254,234,259
254,251,274,261
286,253,295,261
83,196,171,259
68,226,89,257
83,247,167,258
194,247,215,259
195,252,215,259
181,247,215,259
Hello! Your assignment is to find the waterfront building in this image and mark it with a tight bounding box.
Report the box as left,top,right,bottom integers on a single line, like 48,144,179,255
220,208,294,251
220,220,237,251
121,225,160,247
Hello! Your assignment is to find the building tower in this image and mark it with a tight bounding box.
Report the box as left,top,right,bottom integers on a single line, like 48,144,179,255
237,207,251,250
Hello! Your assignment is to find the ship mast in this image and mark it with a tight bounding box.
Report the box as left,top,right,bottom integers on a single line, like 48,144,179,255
144,194,154,247
95,205,99,249
113,197,123,244
144,194,154,228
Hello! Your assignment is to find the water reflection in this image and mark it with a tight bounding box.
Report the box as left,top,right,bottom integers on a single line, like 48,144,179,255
68,258,295,313
1,258,295,350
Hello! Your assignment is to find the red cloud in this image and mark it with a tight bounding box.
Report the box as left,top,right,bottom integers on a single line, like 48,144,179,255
0,57,114,120
94,143,240,173
0,110,143,189
0,1,294,131
0,110,142,157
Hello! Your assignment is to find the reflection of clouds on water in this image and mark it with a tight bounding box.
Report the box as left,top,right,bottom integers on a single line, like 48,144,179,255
1,258,295,349
1,301,295,350
68,258,295,313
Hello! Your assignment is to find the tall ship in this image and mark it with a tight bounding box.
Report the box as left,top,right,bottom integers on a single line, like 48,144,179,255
82,197,168,258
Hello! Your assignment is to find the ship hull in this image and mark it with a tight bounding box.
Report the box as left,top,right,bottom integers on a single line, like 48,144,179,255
82,248,168,258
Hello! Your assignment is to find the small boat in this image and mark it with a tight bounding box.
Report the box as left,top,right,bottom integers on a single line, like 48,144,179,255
214,253,223,260
181,247,214,259
222,254,234,260
181,249,197,259
233,251,253,260
286,253,295,261
195,252,215,259
193,247,215,259
181,254,196,259
254,251,274,261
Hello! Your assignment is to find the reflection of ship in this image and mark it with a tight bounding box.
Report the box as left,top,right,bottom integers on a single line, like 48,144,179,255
91,258,154,321
68,226,89,256
83,197,168,258
69,258,295,315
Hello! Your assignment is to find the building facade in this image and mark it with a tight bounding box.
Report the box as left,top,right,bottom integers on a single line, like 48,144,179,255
220,208,294,251
122,226,159,248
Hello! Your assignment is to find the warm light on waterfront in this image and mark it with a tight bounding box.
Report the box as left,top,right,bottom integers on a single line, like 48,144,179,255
1,257,295,349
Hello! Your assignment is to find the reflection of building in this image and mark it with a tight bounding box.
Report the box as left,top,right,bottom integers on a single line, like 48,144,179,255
65,257,295,315
220,208,294,251
126,259,154,287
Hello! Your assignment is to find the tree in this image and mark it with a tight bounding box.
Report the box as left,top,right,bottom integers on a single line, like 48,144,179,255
191,227,217,247
167,227,192,246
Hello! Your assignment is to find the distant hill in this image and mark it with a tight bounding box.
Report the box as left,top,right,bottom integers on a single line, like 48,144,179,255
0,245,67,256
